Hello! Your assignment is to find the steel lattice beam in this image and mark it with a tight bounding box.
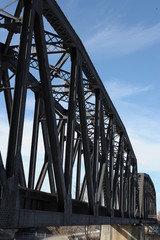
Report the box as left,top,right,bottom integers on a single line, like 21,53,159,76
0,0,156,228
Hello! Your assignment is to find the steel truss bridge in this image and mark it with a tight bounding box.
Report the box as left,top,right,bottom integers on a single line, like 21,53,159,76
0,0,156,228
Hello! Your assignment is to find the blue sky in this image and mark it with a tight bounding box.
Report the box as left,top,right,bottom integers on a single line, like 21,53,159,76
57,0,160,211
0,0,160,212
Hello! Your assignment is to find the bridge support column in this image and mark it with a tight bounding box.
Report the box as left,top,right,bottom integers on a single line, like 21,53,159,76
100,224,145,240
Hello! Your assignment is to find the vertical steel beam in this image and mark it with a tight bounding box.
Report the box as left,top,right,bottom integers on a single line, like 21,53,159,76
59,121,65,165
102,116,111,213
28,93,40,189
2,68,12,122
0,152,8,195
109,116,114,215
2,66,26,187
119,143,124,216
123,150,131,217
41,117,56,194
128,170,131,218
72,135,80,165
130,166,134,217
47,161,56,194
34,10,66,208
93,90,100,203
6,0,35,181
0,46,2,83
132,165,137,217
71,135,81,196
77,67,94,213
78,151,94,202
97,100,109,204
76,140,81,200
112,133,123,211
65,48,79,195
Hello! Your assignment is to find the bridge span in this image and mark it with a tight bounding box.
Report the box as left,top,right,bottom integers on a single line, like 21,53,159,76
0,0,156,229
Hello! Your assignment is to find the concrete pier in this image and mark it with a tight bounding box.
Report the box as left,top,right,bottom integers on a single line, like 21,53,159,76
100,224,145,240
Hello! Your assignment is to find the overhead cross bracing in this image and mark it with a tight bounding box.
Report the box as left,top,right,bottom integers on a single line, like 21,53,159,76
0,0,156,228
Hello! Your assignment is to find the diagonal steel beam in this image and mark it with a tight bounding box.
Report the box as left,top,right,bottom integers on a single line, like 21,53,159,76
6,0,35,181
28,93,40,189
34,9,66,209
112,133,123,210
4,0,23,55
65,48,79,195
93,89,101,203
1,60,26,187
77,66,94,213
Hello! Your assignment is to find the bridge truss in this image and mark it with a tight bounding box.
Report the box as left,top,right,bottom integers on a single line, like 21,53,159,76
0,0,156,228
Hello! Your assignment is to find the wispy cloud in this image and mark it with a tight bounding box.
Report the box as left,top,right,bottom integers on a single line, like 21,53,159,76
104,78,160,174
130,135,160,172
105,78,153,100
125,110,160,173
85,22,160,57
